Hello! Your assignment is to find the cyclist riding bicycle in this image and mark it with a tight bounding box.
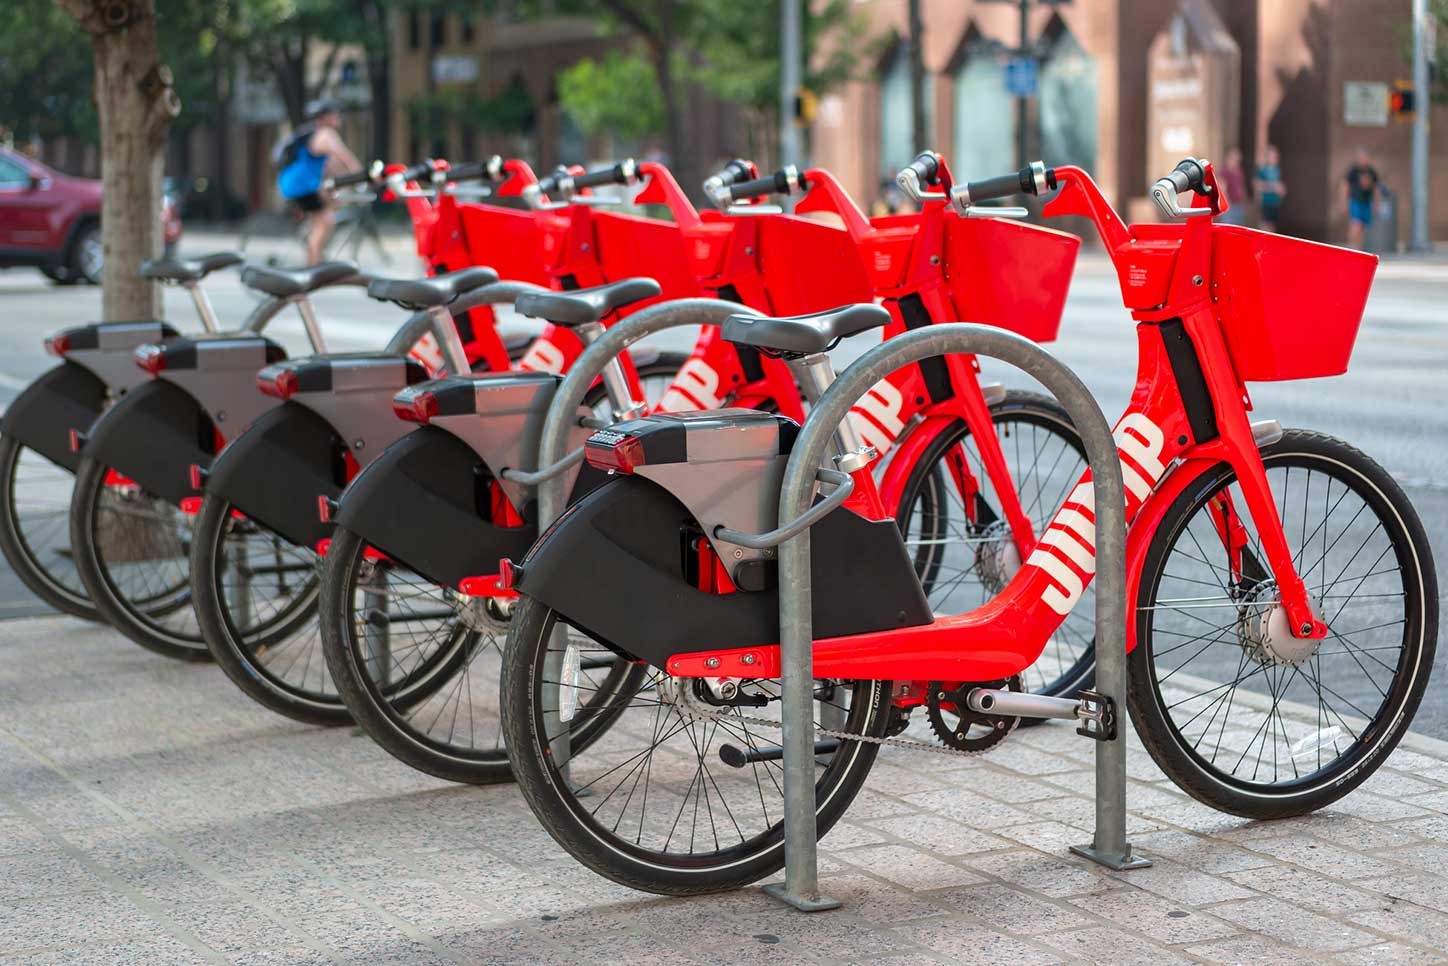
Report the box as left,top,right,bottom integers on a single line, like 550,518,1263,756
275,99,363,264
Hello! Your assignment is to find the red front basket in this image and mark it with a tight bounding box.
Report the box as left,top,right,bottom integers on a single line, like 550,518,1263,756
1210,226,1377,382
941,217,1080,343
458,202,551,286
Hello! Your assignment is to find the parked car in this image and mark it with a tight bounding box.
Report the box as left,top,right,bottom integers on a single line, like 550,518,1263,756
0,146,182,286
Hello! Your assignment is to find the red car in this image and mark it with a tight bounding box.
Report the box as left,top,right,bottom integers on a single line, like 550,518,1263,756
0,146,181,286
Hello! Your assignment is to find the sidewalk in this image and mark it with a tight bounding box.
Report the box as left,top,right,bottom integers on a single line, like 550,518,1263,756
4,614,1448,964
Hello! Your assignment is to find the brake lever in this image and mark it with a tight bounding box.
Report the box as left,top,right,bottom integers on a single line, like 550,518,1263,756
896,167,946,204
1150,177,1214,219
725,204,784,216
445,184,494,199
965,206,1029,219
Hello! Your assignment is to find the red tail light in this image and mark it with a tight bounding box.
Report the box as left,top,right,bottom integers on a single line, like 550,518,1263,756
585,431,646,474
393,390,438,424
188,464,206,491
258,369,298,399
497,557,515,590
44,334,71,357
135,345,166,374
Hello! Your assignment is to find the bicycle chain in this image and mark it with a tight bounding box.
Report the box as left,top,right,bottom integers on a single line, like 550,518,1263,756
673,684,1007,759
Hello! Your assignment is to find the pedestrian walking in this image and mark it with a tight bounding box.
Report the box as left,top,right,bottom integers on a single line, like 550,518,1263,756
1343,147,1382,251
1217,147,1249,226
1253,144,1286,232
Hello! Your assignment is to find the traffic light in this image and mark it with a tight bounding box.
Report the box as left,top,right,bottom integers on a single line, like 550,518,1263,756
794,88,818,126
1390,81,1415,120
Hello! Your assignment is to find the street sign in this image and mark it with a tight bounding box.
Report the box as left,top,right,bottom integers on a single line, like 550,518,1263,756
1343,81,1389,126
1005,57,1038,97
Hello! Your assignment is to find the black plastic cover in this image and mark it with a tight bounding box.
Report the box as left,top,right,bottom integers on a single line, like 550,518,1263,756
0,362,107,472
83,379,217,506
515,476,933,667
205,402,347,548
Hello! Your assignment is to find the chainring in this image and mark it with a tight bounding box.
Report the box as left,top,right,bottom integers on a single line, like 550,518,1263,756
925,676,1023,752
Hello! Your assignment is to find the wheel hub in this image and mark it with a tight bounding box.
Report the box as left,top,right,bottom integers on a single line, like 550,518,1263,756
974,520,1022,596
451,590,513,633
1236,581,1323,668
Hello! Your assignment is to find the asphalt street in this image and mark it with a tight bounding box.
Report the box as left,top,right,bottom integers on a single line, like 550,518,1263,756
1,230,1445,737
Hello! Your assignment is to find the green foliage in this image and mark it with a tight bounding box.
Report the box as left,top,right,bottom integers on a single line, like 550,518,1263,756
689,0,868,112
557,48,663,138
1433,0,1448,104
0,0,97,142
408,77,537,134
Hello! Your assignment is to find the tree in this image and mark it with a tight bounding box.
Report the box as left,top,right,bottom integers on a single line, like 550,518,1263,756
0,1,99,150
54,0,181,322
556,48,664,142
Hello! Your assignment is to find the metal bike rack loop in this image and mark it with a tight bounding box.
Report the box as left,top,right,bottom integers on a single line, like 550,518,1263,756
533,297,755,527
767,323,1147,912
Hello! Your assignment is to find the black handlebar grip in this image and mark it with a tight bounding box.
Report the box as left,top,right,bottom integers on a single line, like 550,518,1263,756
729,169,800,201
1168,158,1208,195
572,160,636,190
398,160,435,183
332,169,374,188
964,170,1030,204
906,152,941,186
711,159,754,187
447,161,491,183
535,166,571,195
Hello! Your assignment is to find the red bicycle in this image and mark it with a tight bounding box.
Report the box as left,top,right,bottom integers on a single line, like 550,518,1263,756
499,158,1436,895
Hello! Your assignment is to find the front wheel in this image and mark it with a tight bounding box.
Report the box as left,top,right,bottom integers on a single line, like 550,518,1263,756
0,435,99,620
894,390,1094,701
1128,430,1436,818
500,596,891,896
69,456,209,660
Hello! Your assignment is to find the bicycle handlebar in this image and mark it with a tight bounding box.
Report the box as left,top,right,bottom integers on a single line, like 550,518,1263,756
534,165,571,196
1163,158,1208,196
397,160,436,183
447,156,505,184
1149,157,1214,219
332,168,374,189
571,159,639,190
728,165,805,201
904,151,942,188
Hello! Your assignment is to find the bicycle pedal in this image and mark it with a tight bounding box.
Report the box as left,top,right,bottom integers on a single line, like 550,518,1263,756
1075,691,1116,742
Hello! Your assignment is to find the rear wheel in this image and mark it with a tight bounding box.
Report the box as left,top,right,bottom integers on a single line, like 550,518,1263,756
895,390,1094,702
1128,431,1436,818
317,356,687,781
500,596,891,895
69,456,208,660
0,436,99,620
190,495,339,722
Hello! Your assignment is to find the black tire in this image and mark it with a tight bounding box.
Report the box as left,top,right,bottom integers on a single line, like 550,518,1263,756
68,456,210,660
894,390,1095,702
40,264,80,285
316,355,689,782
69,222,102,286
190,495,341,724
1128,430,1436,818
0,435,100,620
500,596,892,895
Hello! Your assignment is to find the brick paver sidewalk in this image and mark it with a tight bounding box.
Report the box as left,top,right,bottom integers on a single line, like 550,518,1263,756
4,614,1448,964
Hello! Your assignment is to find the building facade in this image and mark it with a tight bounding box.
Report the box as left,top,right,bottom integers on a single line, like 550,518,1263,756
810,0,1448,247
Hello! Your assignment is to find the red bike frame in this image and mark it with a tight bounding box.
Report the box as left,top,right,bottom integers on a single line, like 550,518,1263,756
667,161,1376,688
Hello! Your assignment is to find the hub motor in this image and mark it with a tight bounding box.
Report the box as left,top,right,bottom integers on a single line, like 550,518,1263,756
1235,580,1323,668
974,519,1022,596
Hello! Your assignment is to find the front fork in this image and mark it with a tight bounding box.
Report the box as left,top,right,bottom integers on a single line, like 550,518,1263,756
1168,311,1326,640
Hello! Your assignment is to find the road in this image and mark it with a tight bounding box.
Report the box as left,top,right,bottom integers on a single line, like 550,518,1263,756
1,233,1445,736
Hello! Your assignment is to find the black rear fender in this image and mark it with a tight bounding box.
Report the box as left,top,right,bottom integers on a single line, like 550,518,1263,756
82,379,216,505
514,475,932,668
205,402,347,549
333,426,542,589
0,362,106,472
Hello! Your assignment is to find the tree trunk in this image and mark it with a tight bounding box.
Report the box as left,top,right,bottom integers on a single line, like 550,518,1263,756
210,44,232,221
368,52,391,163
651,38,696,197
908,0,926,155
58,0,180,322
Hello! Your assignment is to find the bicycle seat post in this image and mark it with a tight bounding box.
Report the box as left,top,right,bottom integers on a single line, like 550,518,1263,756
292,295,330,354
182,279,221,333
424,304,470,375
788,351,867,462
577,322,646,420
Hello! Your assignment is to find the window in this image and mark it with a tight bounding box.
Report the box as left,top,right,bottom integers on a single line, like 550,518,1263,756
462,16,474,43
1038,27,1097,174
408,11,420,51
951,44,1016,180
0,156,30,188
430,13,445,49
879,43,933,177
